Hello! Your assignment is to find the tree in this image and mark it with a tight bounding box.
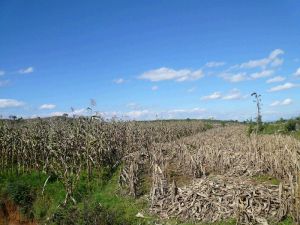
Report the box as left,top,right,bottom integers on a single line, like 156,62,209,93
9,115,17,120
251,92,262,133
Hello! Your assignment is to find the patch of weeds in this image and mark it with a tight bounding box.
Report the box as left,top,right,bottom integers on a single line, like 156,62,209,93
277,217,294,225
6,181,36,217
252,175,280,185
33,180,65,221
92,167,152,225
204,123,213,130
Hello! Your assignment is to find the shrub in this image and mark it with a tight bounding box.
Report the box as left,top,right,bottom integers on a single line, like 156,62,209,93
6,181,35,216
284,120,296,132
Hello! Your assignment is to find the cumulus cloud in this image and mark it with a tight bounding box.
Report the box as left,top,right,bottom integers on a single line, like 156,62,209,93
268,82,298,92
165,108,206,119
139,67,204,82
250,70,274,79
0,70,5,76
19,67,34,74
239,49,284,69
271,58,284,67
51,108,87,117
269,49,284,60
266,76,286,83
201,89,247,101
0,99,24,108
125,110,151,118
205,61,226,68
221,73,248,82
201,92,222,100
113,78,125,84
39,104,56,110
122,107,206,120
270,98,293,106
222,89,244,100
50,112,66,117
294,68,300,77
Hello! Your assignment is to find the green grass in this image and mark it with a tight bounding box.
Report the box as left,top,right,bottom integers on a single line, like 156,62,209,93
0,170,296,225
0,168,154,225
90,167,153,225
0,171,66,221
277,217,294,225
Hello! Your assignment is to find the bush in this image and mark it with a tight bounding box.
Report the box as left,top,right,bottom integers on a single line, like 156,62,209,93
6,181,35,216
284,120,296,132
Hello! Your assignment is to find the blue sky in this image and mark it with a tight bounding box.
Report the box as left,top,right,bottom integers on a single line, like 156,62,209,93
0,0,300,121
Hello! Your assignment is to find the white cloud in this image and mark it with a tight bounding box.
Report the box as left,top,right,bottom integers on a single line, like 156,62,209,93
269,49,284,60
222,89,243,100
270,98,293,106
113,78,125,84
19,67,34,74
51,108,87,117
281,98,293,105
0,70,5,76
271,58,284,67
151,85,158,91
294,68,300,77
39,104,56,110
0,99,24,108
201,92,222,100
205,61,226,68
266,76,286,83
165,108,206,119
51,111,65,117
168,108,206,114
221,72,248,82
139,67,204,82
268,82,298,92
240,49,284,69
122,107,206,120
240,58,270,69
250,70,273,79
201,89,247,101
125,110,151,118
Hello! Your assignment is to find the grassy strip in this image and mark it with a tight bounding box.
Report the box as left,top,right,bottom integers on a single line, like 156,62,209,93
0,169,152,225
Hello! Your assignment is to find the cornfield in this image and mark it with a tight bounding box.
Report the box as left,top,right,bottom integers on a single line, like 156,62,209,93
0,117,208,205
0,117,299,224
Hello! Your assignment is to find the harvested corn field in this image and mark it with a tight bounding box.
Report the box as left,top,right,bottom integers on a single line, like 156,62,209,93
121,125,300,224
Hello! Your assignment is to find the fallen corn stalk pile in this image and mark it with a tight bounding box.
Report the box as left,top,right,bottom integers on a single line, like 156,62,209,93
150,175,293,224
120,125,300,223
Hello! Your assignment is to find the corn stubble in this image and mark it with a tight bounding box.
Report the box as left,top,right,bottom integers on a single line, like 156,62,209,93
121,125,300,224
1,118,299,224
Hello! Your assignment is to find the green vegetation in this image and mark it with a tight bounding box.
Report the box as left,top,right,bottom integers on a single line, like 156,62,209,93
252,175,281,185
247,116,300,138
0,168,153,225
